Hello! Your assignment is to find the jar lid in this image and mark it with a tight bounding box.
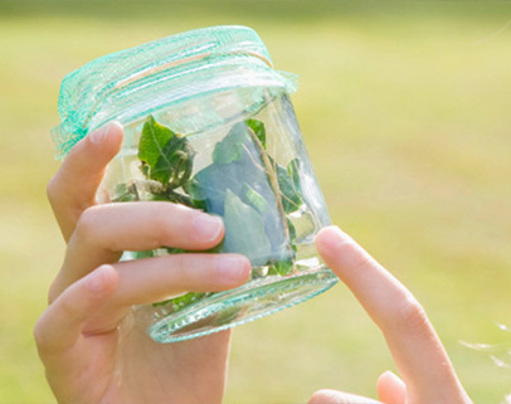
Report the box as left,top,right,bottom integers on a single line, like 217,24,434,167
52,25,297,158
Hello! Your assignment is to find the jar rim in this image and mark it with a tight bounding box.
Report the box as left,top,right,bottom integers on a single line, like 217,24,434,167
52,25,297,159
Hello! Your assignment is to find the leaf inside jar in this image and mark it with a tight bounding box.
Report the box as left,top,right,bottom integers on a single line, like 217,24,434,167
113,115,304,312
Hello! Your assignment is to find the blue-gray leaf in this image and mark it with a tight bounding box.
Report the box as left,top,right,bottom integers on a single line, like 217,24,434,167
223,189,272,266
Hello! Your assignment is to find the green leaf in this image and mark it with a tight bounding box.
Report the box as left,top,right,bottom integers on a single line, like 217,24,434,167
245,118,266,149
286,217,296,241
133,249,156,259
111,183,138,202
193,140,294,262
242,183,268,213
158,137,194,187
153,292,209,311
288,158,302,196
276,160,302,213
268,257,294,276
212,122,251,165
190,148,271,216
188,163,243,215
138,115,174,172
138,115,194,187
223,189,272,266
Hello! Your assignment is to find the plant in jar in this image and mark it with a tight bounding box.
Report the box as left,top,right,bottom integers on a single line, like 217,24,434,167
112,114,304,313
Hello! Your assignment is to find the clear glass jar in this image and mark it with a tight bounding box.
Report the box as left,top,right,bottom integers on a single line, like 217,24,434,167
52,26,337,343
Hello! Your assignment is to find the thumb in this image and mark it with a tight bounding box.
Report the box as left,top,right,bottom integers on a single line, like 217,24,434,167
377,371,407,404
48,122,124,241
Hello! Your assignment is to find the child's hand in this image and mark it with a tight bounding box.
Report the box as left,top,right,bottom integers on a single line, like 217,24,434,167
310,226,472,404
34,123,250,404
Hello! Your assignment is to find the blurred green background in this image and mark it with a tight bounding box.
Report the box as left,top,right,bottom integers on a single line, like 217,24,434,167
1,0,511,402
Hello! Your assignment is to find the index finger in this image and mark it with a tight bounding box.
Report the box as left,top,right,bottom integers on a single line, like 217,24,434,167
315,226,471,403
47,122,124,241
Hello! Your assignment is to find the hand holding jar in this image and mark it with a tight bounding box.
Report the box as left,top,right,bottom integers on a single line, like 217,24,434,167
34,123,470,404
36,123,250,404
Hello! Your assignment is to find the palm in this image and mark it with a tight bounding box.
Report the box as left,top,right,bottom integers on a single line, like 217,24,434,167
55,311,232,404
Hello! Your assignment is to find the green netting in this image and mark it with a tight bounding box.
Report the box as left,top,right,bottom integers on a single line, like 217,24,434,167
51,25,297,158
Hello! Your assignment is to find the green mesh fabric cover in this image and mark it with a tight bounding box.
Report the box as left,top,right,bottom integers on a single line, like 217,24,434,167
52,25,298,158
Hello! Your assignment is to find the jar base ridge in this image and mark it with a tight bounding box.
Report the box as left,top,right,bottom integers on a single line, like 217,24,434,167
143,269,338,343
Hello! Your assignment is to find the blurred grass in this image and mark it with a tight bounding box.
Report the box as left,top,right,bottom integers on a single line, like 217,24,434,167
1,1,511,402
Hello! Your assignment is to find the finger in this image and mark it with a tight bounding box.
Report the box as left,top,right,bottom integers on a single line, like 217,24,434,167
34,265,118,358
47,122,124,241
85,253,251,332
377,371,406,404
112,253,251,307
316,226,471,403
308,389,382,404
50,202,225,300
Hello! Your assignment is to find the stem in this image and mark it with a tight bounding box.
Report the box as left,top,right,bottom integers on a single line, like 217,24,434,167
245,127,290,241
162,189,194,207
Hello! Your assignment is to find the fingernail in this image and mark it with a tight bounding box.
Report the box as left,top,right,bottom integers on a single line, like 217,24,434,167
193,213,223,242
86,266,109,293
89,122,116,144
216,256,249,283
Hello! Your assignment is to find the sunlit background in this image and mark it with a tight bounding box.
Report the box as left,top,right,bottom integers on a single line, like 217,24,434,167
1,1,511,402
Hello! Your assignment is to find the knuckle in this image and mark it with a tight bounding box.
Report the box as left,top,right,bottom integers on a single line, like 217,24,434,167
155,204,191,245
47,280,59,305
33,318,47,350
33,313,59,356
46,175,60,206
348,244,377,275
168,254,189,281
47,273,68,305
154,216,174,247
395,295,430,337
74,206,100,243
51,296,83,334
164,254,209,291
57,295,77,319
147,205,170,238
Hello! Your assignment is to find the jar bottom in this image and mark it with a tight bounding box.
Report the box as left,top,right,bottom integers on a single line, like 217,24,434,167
141,268,338,343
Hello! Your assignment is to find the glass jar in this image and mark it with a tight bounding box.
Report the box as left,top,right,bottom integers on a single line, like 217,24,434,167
52,26,337,343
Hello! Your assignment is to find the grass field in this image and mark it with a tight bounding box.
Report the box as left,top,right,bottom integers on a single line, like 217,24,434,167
1,1,511,402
